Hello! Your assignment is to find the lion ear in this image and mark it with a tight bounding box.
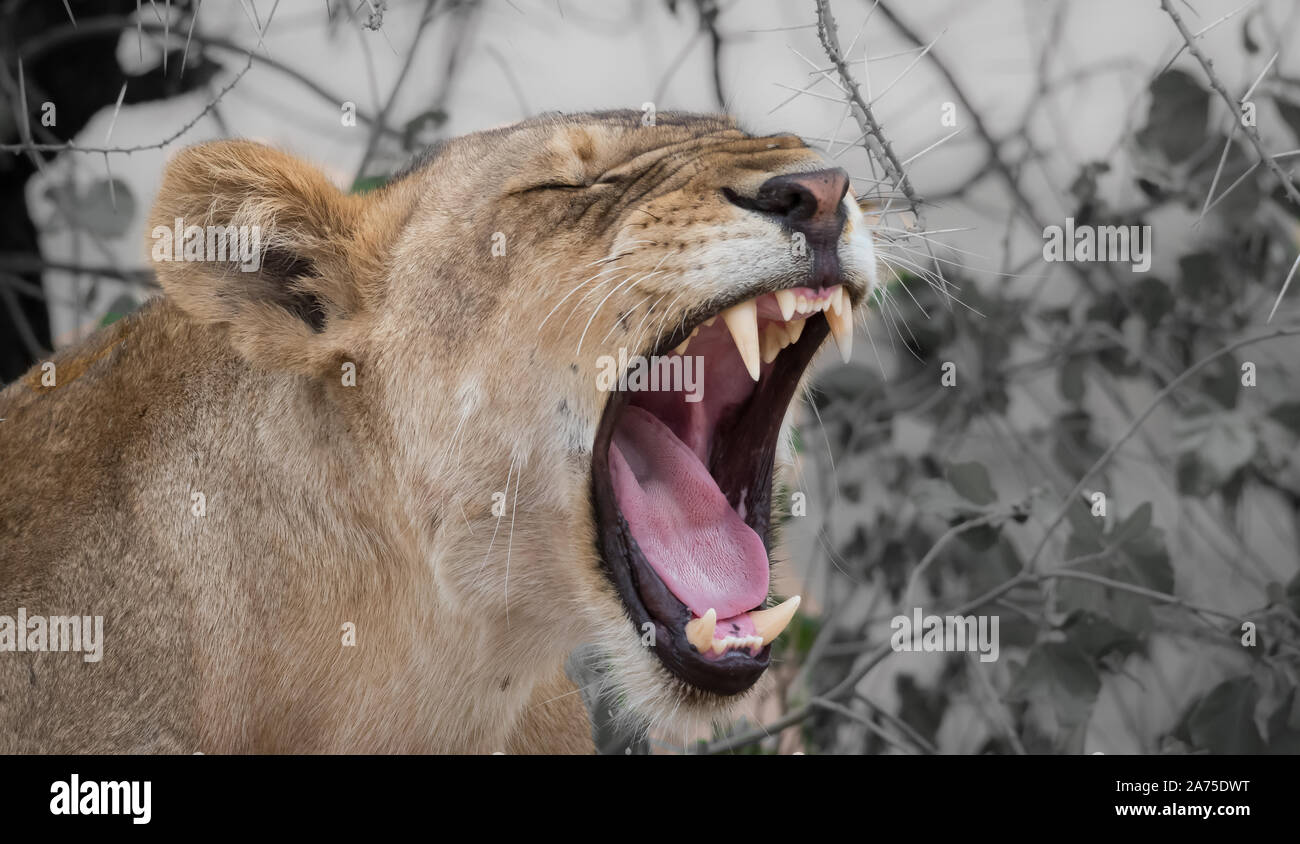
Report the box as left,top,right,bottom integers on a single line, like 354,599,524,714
148,140,373,375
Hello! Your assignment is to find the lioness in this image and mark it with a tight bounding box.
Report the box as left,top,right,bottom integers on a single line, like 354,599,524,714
0,111,877,753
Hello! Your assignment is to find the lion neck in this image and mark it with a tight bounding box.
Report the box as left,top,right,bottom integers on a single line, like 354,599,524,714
135,302,588,751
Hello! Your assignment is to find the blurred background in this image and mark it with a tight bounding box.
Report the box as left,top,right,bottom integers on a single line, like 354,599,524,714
2,0,1299,754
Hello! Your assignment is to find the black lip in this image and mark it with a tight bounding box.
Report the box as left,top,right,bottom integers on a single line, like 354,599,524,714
590,310,832,696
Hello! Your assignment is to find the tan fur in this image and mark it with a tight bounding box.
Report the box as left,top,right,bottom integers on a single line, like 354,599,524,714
0,112,875,752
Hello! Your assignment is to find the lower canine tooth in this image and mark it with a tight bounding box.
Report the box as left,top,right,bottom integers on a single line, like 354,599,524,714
685,608,717,653
826,300,853,363
787,318,805,344
752,595,801,647
761,323,783,364
673,336,691,355
721,299,761,381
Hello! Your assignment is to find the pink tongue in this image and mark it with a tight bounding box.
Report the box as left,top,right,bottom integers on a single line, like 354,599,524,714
609,405,769,619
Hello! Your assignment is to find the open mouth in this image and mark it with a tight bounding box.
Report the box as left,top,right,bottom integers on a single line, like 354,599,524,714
591,283,854,695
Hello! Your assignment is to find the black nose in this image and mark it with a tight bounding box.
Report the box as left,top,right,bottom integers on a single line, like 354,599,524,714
726,167,850,236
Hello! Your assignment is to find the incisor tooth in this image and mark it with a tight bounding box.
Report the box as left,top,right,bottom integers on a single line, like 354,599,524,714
829,285,845,316
752,595,801,647
774,289,796,321
826,297,853,363
685,608,717,653
721,299,761,381
761,323,783,364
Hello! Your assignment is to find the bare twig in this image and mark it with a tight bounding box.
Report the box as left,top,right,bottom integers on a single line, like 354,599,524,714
353,0,437,182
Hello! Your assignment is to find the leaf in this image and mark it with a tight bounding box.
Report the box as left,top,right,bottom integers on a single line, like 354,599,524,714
1286,570,1300,618
46,179,135,238
914,478,980,521
1242,11,1261,54
1136,70,1210,163
1268,401,1300,434
1008,642,1100,729
1183,678,1264,754
401,108,448,151
1198,354,1240,409
1190,133,1262,219
1064,495,1105,541
1177,252,1222,303
955,521,1001,552
1132,277,1174,327
1175,406,1257,494
1118,526,1175,595
946,461,996,505
1114,501,1153,544
349,175,388,195
965,535,1022,598
1056,558,1156,636
1052,410,1106,479
1062,610,1141,661
1276,96,1300,145
1058,356,1086,403
99,293,138,327
1177,452,1218,498
1057,511,1172,637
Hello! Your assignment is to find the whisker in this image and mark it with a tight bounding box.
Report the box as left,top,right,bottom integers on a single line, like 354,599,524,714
538,262,629,333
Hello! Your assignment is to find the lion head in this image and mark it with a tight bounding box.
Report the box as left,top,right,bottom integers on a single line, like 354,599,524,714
150,110,878,745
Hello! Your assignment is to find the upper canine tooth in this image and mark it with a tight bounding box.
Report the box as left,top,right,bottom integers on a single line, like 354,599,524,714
685,608,717,653
722,299,761,381
826,299,853,363
752,595,801,647
774,289,796,321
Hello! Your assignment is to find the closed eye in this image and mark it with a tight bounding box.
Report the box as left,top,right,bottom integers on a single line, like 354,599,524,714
512,181,588,195
510,173,623,195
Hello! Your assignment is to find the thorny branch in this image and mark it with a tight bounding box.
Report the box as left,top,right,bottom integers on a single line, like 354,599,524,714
813,0,918,210
1160,0,1300,209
